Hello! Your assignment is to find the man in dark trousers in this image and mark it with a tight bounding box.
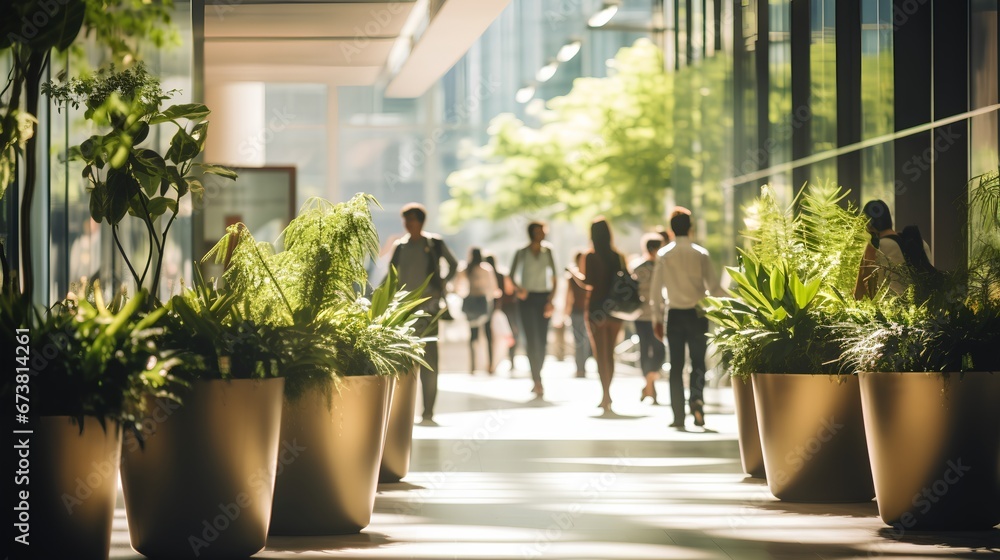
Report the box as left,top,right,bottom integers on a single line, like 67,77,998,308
509,221,558,398
390,203,457,425
649,208,724,429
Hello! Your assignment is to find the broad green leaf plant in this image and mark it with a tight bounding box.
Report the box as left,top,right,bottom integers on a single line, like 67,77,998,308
703,183,869,377
44,64,236,298
0,284,180,432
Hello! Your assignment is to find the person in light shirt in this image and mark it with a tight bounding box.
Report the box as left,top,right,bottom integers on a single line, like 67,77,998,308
649,208,725,429
510,221,558,398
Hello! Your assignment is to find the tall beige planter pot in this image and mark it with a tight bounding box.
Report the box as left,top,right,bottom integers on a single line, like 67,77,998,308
732,376,766,479
269,374,393,535
860,371,1000,530
121,378,285,559
34,417,121,560
380,370,418,482
752,373,874,502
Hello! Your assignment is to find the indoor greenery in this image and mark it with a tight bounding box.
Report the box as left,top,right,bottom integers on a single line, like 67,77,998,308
1,0,177,303
838,171,1000,373
703,183,869,376
203,194,430,399
0,284,179,431
44,63,236,298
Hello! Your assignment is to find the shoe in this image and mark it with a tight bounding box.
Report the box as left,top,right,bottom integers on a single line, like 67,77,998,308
419,416,438,427
691,400,705,427
641,386,659,405
532,382,544,398
669,420,685,428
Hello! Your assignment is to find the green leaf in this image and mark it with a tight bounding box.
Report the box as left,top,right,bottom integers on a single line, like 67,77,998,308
167,127,200,164
134,148,167,175
769,266,786,304
131,122,150,146
106,169,140,224
145,197,177,219
89,183,107,223
149,103,211,125
193,163,238,180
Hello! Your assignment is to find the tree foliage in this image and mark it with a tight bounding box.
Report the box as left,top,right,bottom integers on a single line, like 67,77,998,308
444,39,674,226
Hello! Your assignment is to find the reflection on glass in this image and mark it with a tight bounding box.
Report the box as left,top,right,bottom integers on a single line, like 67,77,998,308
860,0,895,204
810,0,837,186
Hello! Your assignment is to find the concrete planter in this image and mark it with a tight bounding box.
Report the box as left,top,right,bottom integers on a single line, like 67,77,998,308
860,371,1000,529
34,417,121,560
380,370,418,482
121,378,284,559
269,374,392,535
752,373,874,502
732,376,765,479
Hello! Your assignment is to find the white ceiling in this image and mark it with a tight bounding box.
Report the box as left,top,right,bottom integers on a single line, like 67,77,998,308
203,0,511,94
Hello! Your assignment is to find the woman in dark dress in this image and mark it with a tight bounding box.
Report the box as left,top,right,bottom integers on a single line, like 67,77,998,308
581,217,625,414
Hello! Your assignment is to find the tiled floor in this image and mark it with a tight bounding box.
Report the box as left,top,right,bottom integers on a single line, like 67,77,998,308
110,355,1000,559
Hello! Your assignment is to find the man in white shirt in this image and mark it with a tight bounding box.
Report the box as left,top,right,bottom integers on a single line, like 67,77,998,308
510,221,558,397
649,208,725,429
390,203,458,425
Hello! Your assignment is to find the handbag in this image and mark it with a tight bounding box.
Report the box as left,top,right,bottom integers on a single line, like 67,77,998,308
608,254,643,321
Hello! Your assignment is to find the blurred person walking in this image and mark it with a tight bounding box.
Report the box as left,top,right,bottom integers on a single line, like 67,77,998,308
564,251,592,378
580,218,626,414
486,254,518,372
650,208,724,429
510,221,558,397
390,203,458,425
458,247,501,374
632,233,665,404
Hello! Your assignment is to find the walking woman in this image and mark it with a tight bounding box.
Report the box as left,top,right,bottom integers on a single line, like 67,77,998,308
458,248,501,374
564,251,592,378
581,218,626,413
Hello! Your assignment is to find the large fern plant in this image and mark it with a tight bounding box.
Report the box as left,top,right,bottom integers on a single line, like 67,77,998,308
203,194,429,399
704,183,869,376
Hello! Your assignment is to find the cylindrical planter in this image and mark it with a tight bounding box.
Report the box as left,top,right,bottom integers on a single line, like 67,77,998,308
860,371,1000,530
34,417,121,560
752,373,874,502
269,374,392,535
732,376,766,479
380,370,418,482
121,378,284,559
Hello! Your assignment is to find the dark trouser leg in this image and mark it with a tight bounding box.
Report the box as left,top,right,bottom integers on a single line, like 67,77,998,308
687,315,709,408
503,303,520,362
420,339,439,420
469,325,480,372
666,310,690,423
522,292,550,385
483,316,494,370
635,320,658,375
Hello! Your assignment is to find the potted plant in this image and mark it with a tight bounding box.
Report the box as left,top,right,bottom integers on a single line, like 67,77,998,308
44,63,236,299
838,171,1000,530
118,269,287,559
704,183,874,502
204,194,429,534
0,286,175,559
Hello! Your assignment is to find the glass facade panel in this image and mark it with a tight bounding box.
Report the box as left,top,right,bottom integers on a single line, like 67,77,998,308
768,0,793,203
860,0,895,204
810,0,837,185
